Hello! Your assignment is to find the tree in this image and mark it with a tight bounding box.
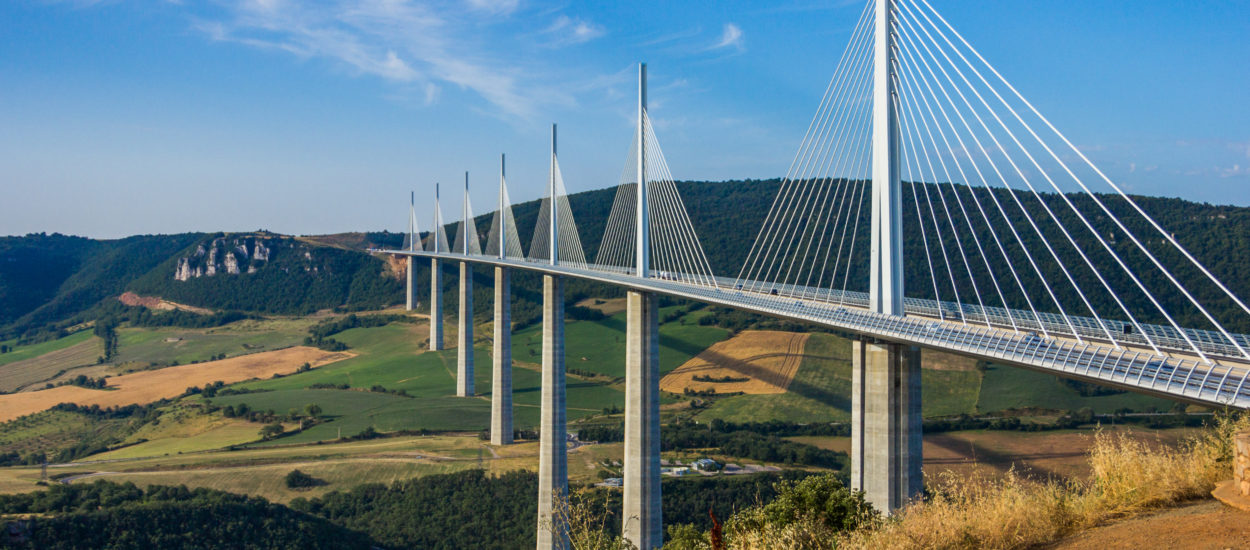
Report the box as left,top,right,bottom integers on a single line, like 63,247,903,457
305,403,323,418
259,423,285,440
285,469,322,489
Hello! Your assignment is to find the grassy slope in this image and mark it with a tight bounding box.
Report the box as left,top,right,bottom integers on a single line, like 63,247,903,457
512,307,730,379
975,363,1173,413
112,317,313,369
0,409,134,457
209,312,728,442
0,330,102,391
0,330,95,368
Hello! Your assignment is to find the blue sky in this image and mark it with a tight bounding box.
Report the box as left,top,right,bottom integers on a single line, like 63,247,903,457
1,0,1247,238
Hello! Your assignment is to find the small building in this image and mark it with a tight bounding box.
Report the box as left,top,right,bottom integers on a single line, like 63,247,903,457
596,477,623,488
692,458,720,472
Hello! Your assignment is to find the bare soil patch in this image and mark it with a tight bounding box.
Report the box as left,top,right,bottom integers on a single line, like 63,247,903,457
1046,499,1250,549
118,292,214,315
660,331,809,395
0,347,352,422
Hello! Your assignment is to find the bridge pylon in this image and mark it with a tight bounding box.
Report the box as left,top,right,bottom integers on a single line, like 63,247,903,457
537,127,570,550
622,62,662,550
405,191,418,311
429,183,444,351
491,155,513,446
852,0,922,514
457,172,474,397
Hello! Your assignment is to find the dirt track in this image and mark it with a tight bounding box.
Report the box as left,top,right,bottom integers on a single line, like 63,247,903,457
0,346,352,422
1047,499,1250,549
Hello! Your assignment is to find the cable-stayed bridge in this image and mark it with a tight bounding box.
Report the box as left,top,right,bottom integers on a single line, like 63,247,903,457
385,0,1250,547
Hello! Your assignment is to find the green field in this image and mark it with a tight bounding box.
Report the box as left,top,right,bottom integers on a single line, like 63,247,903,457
0,330,95,368
0,330,103,391
0,434,536,503
975,363,1174,414
213,311,729,439
513,307,730,379
112,317,313,369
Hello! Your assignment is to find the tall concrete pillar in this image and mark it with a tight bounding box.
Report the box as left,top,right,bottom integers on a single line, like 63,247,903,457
850,338,922,513
536,274,567,550
457,262,474,397
429,259,443,351
405,256,416,311
623,290,661,549
491,267,513,445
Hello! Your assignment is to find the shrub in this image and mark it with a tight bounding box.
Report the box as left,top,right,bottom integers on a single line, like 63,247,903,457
285,469,323,489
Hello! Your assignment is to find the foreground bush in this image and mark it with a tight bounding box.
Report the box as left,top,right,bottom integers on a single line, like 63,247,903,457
655,473,876,550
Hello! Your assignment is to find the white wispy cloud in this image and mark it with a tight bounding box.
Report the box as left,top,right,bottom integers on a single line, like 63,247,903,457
191,0,600,120
541,14,605,47
712,23,744,51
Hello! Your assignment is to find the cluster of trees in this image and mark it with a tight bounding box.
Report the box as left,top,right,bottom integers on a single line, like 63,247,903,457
666,473,877,549
682,387,744,397
54,374,108,390
286,468,822,548
92,317,118,363
0,451,46,467
693,374,751,383
0,481,377,549
579,421,846,470
290,469,537,549
304,313,413,351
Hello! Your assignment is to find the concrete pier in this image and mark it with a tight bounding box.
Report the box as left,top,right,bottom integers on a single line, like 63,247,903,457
405,256,416,311
622,290,661,549
491,267,513,445
457,262,474,397
429,259,443,351
850,338,922,513
536,274,567,550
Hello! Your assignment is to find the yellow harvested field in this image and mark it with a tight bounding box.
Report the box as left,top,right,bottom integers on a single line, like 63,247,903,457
575,297,627,316
660,331,808,395
0,346,352,422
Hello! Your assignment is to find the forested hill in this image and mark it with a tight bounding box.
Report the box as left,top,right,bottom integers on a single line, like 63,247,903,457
0,232,403,341
1,179,1247,340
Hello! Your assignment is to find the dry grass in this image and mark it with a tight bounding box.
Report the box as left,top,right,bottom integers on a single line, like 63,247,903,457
0,347,352,421
920,349,980,372
659,331,808,395
836,414,1249,550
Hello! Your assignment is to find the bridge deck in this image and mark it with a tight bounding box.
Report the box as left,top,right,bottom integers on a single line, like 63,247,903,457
387,250,1250,410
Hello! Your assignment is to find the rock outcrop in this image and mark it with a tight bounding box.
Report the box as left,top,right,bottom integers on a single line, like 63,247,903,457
172,235,279,282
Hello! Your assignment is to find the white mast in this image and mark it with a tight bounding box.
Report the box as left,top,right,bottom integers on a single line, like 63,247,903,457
870,0,902,315
635,63,649,278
